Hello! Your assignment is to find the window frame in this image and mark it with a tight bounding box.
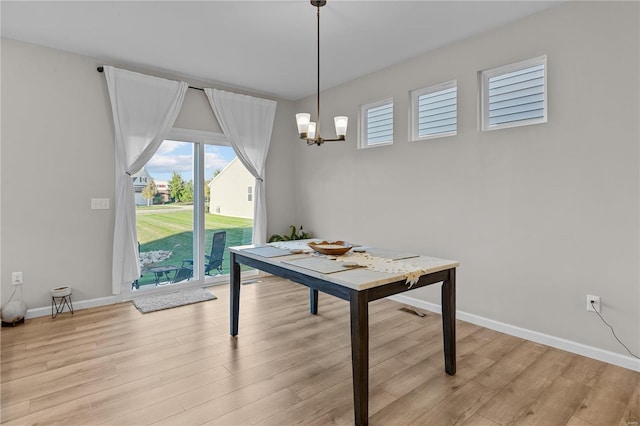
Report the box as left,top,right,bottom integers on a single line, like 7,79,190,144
479,55,547,132
409,80,458,142
358,97,394,149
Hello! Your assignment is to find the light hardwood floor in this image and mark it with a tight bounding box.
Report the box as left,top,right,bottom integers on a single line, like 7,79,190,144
1,276,638,425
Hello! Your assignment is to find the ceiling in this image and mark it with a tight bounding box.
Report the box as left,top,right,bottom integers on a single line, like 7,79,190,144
1,1,561,100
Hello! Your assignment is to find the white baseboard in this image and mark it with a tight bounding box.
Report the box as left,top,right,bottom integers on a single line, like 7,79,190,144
388,294,640,373
25,295,118,319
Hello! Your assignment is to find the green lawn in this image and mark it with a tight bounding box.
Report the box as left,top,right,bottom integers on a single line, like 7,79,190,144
135,209,253,287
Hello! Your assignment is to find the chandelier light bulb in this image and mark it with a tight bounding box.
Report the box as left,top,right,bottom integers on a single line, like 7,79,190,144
296,113,311,136
334,116,348,137
307,122,317,139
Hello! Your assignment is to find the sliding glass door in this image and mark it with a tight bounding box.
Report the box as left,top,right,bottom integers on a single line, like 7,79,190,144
132,135,253,290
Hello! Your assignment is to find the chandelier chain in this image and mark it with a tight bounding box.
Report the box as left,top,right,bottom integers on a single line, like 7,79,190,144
317,4,321,136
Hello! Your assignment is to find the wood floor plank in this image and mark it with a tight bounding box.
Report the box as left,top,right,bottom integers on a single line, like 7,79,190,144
410,380,497,425
158,360,325,425
473,340,547,390
99,396,185,425
0,400,30,423
1,276,636,426
304,387,398,426
202,388,301,425
177,353,329,411
561,354,607,387
259,378,355,425
573,364,640,426
512,376,591,426
475,347,575,425
460,413,502,426
616,383,639,426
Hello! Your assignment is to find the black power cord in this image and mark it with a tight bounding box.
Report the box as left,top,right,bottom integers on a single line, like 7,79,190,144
590,300,640,359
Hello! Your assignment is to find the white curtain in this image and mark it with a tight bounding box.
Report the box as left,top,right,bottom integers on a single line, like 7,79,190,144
205,89,277,245
104,66,188,294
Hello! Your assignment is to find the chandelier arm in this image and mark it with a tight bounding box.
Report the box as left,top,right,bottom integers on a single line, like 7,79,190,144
320,136,345,142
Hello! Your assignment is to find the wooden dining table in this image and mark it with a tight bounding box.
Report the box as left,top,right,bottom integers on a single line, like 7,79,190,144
229,242,459,426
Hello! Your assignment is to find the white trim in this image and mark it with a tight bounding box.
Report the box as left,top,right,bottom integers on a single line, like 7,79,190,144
388,293,640,372
194,143,206,281
167,127,229,145
26,295,118,319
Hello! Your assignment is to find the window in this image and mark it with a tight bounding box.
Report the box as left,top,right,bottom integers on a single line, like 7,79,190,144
480,56,547,131
133,131,254,290
410,81,457,141
247,186,253,202
359,98,393,149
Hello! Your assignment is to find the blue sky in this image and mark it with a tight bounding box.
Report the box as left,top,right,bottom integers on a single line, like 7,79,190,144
145,140,236,182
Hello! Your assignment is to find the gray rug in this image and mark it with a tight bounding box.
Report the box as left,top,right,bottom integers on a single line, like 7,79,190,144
133,288,217,314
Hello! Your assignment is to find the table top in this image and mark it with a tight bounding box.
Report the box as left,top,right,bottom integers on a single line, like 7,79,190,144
231,241,458,291
145,265,178,273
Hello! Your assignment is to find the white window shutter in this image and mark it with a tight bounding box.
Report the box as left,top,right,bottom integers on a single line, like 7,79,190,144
489,64,545,126
367,102,393,145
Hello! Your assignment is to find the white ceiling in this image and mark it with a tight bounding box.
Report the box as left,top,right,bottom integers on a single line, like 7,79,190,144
1,1,561,100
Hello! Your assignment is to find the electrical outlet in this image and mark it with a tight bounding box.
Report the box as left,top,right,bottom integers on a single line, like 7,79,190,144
587,295,600,313
11,272,23,286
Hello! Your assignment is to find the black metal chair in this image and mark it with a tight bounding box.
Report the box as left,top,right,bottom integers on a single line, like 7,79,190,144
205,230,227,275
173,231,227,282
132,242,142,289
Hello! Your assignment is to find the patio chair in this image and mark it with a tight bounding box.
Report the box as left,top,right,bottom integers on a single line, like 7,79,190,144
172,230,227,282
204,230,226,275
132,242,142,289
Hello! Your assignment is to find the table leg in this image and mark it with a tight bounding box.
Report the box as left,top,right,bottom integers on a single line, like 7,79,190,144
441,268,456,375
350,290,369,426
310,289,318,315
230,252,241,336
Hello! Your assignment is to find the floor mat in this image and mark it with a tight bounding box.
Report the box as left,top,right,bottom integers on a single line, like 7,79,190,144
133,288,217,313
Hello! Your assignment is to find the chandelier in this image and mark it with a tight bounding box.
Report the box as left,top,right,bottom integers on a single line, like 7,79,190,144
295,0,348,146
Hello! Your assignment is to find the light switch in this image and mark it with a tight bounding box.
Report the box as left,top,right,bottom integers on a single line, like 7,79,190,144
91,198,110,210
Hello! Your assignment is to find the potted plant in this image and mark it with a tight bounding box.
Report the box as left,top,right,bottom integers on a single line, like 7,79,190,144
268,225,312,242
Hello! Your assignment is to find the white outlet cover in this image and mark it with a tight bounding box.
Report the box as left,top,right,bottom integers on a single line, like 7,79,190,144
91,198,110,210
587,295,600,313
11,272,23,285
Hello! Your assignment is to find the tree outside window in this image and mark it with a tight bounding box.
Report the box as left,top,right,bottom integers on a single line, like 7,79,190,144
141,179,157,206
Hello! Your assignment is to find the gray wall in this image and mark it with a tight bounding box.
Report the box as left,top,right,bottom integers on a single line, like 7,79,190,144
292,1,639,357
0,38,296,309
1,40,115,307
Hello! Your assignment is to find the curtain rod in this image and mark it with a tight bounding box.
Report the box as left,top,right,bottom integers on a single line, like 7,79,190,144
96,66,205,92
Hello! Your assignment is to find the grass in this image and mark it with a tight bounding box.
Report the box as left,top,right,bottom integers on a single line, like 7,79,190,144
135,209,253,287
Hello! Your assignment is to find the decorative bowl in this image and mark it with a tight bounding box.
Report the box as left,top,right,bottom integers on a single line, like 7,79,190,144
51,286,71,297
308,241,354,256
